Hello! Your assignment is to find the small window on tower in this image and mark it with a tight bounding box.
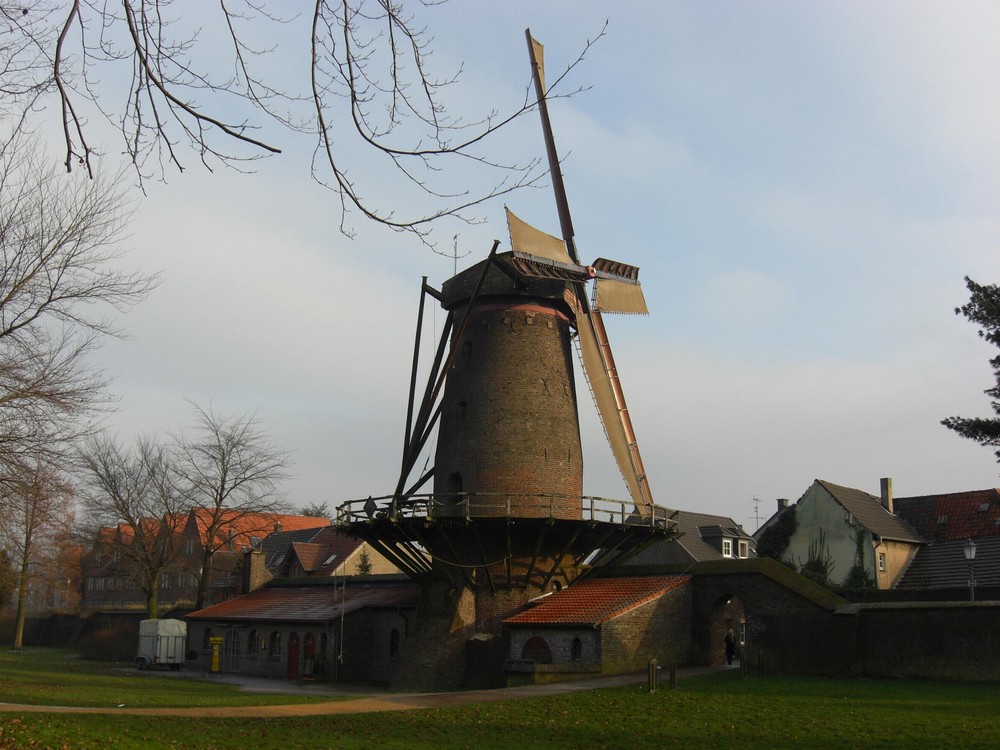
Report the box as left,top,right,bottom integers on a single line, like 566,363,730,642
457,401,467,419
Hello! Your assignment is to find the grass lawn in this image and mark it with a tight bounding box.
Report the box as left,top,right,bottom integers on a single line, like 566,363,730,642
2,655,999,749
0,649,342,709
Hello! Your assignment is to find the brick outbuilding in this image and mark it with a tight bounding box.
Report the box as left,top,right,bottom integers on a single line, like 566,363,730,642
503,575,692,684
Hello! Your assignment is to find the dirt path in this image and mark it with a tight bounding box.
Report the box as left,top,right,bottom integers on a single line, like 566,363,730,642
0,671,699,718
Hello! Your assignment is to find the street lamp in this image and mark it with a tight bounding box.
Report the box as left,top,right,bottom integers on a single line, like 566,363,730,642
963,538,977,602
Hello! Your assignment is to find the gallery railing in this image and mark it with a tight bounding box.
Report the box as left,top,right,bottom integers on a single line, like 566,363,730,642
336,492,675,529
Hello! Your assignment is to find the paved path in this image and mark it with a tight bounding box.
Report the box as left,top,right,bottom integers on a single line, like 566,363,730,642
0,666,733,718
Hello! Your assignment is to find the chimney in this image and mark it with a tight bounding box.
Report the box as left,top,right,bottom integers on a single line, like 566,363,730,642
880,477,893,514
241,549,270,594
777,498,790,512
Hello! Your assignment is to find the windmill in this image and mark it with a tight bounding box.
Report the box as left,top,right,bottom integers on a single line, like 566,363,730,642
337,32,674,594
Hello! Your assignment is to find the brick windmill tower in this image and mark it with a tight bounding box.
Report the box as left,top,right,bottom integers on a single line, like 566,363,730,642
338,31,675,688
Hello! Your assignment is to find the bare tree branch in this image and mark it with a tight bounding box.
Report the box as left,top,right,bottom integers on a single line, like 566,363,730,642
3,1,602,241
0,132,158,483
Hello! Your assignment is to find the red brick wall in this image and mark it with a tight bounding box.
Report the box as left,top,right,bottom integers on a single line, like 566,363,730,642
506,583,693,680
600,583,693,672
434,305,583,521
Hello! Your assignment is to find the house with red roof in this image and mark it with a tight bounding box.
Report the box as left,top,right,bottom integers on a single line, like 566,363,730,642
81,509,329,612
504,575,692,683
268,526,402,578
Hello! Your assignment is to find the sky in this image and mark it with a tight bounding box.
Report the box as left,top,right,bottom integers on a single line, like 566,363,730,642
69,0,1000,531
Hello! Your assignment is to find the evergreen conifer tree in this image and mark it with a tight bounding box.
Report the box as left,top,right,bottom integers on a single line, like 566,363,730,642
942,277,1000,461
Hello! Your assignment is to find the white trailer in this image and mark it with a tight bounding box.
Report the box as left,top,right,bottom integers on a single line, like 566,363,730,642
136,618,187,670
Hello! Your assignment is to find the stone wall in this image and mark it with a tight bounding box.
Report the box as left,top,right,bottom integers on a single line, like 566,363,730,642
853,602,1000,680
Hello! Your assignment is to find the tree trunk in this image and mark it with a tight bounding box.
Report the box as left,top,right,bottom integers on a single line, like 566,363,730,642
195,548,213,611
12,527,33,651
145,577,159,619
12,572,27,651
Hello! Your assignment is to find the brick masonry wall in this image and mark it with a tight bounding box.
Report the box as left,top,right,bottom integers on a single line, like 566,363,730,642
505,583,692,681
185,610,410,683
691,562,1000,680
855,603,1000,680
508,626,600,664
391,582,477,691
600,583,693,672
692,566,848,674
434,305,583,520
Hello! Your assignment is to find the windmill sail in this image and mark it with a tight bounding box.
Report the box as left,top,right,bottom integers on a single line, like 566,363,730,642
506,208,574,266
593,274,648,315
576,309,654,511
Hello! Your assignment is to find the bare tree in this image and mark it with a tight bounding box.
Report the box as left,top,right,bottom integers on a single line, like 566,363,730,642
3,2,599,240
0,134,157,486
173,404,290,609
77,435,189,618
0,457,74,650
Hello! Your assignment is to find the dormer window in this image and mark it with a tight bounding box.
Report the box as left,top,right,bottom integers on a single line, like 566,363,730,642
738,540,749,559
722,539,733,558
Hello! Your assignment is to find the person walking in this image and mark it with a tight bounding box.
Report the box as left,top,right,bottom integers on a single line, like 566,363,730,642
725,628,737,666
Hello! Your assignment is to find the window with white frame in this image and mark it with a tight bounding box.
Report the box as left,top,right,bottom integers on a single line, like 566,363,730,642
878,552,887,572
738,540,749,559
722,539,733,557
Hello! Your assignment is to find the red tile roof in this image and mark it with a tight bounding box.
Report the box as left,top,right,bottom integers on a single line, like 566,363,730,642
187,580,420,624
290,542,325,572
504,576,691,627
188,508,328,550
894,489,1000,540
285,529,365,574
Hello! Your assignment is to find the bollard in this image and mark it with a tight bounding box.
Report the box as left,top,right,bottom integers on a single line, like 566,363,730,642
648,658,658,692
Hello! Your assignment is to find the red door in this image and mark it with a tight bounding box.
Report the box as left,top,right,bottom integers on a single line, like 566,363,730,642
287,632,300,680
